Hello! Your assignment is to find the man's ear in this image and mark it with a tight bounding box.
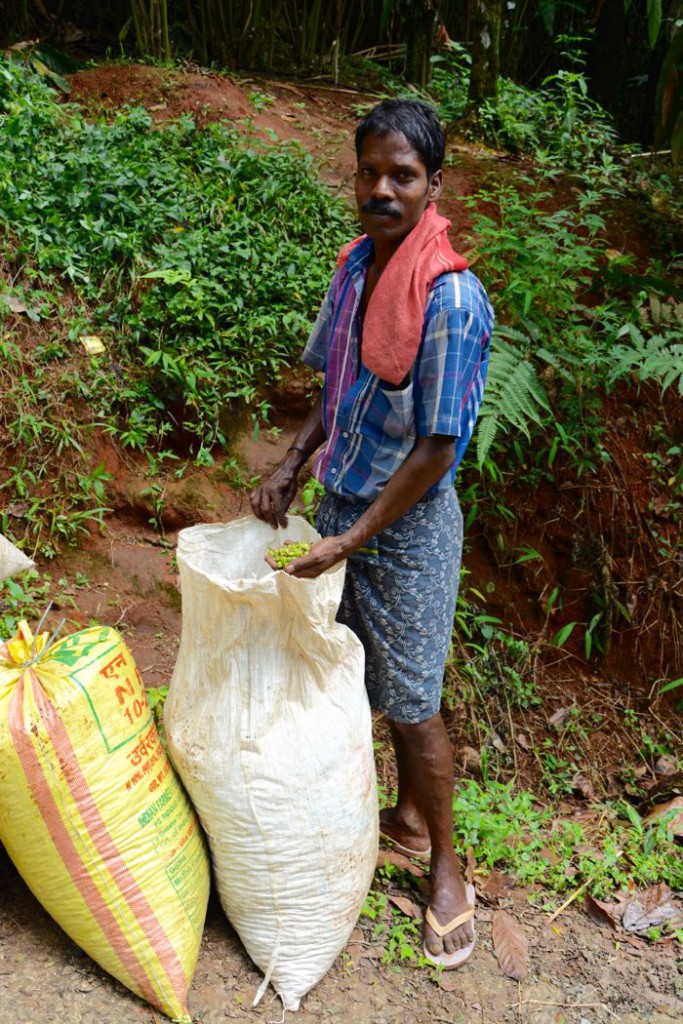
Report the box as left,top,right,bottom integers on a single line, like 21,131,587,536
428,169,443,202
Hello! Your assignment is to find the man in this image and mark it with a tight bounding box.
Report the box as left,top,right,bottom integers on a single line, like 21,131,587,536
250,98,493,969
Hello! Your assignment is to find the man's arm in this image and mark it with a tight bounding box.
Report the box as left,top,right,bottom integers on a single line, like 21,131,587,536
284,433,455,578
249,394,326,529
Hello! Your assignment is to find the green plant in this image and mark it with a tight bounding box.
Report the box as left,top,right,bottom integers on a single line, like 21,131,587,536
217,457,260,491
146,684,169,731
474,330,551,466
447,778,683,896
607,321,683,395
0,571,52,638
249,90,275,112
539,746,579,797
427,41,471,125
473,45,622,175
0,59,353,450
299,475,326,525
2,41,80,94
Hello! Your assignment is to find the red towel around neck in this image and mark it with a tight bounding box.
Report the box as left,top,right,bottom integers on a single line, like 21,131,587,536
336,204,468,385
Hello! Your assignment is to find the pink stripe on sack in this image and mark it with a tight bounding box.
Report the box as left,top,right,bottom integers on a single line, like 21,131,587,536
9,669,188,1012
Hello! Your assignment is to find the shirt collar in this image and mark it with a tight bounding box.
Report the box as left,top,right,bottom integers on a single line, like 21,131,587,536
344,235,374,282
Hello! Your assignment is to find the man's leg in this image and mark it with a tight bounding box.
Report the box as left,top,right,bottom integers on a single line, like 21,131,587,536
388,712,473,955
379,720,431,853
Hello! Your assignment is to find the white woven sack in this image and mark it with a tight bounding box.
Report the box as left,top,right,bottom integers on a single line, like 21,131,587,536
0,533,34,582
164,516,378,1011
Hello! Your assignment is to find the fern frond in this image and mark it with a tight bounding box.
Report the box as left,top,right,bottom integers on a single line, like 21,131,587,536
640,292,683,329
608,322,683,394
475,414,500,466
475,333,551,466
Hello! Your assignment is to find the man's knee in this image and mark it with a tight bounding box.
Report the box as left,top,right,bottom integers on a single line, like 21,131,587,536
390,710,444,745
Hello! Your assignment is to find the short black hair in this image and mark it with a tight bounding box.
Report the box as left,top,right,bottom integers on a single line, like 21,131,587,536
355,98,445,178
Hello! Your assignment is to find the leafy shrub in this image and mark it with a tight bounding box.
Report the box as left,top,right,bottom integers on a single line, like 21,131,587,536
478,71,620,171
0,59,354,457
0,59,354,549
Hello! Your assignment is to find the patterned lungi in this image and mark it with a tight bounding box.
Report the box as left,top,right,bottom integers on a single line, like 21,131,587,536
316,488,463,724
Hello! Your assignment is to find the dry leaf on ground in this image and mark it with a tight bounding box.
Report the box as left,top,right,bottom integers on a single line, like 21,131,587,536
437,972,462,992
2,294,28,313
477,870,511,900
387,894,421,919
492,909,529,980
643,796,683,837
621,884,681,935
571,772,595,800
465,846,476,884
548,706,572,728
376,849,425,878
461,745,481,770
584,894,619,930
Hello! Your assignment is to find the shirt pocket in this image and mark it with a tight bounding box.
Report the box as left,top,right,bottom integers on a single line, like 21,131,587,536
379,380,416,440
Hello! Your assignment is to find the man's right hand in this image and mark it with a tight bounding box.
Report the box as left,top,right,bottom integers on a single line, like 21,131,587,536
250,452,302,529
250,395,325,528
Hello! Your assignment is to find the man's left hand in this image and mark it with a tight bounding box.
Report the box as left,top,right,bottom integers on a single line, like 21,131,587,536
276,535,347,579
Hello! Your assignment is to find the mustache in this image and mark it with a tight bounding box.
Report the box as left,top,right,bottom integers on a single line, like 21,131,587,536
361,198,401,219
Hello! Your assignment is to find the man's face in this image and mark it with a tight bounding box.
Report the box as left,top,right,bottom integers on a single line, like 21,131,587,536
354,130,443,247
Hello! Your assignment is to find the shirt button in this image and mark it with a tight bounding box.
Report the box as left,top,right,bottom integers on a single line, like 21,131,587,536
331,468,337,474
342,431,349,438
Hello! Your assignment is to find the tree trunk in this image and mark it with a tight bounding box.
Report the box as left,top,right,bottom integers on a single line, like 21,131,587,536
404,0,439,87
467,0,502,106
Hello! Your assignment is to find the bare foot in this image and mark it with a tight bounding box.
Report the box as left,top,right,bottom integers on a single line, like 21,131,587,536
379,806,431,857
424,869,475,962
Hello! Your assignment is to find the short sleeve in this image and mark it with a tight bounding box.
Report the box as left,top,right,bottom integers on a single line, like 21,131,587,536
414,307,492,438
302,279,336,372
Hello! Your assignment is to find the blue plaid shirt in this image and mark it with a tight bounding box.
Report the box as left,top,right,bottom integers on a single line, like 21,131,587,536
303,236,494,502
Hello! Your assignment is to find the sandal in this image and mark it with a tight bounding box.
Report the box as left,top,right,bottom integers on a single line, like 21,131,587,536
423,882,476,969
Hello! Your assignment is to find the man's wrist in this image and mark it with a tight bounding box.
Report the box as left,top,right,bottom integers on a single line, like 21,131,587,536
282,445,308,470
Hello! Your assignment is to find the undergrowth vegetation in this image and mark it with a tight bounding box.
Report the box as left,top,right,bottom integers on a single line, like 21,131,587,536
0,57,352,550
428,49,683,692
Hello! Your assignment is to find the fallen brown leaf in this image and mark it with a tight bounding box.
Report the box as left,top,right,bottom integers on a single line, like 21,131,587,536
465,846,476,884
461,745,481,771
2,294,28,314
572,772,595,801
376,849,425,877
492,909,529,981
478,870,510,900
584,894,619,930
643,796,683,837
437,972,461,992
387,894,421,919
607,771,625,796
651,757,679,778
361,945,383,959
621,883,681,935
548,706,572,728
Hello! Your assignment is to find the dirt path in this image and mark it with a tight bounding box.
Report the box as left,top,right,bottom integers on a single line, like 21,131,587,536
2,834,681,1024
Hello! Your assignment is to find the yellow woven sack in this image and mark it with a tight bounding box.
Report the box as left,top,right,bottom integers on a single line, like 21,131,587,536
0,622,210,1023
